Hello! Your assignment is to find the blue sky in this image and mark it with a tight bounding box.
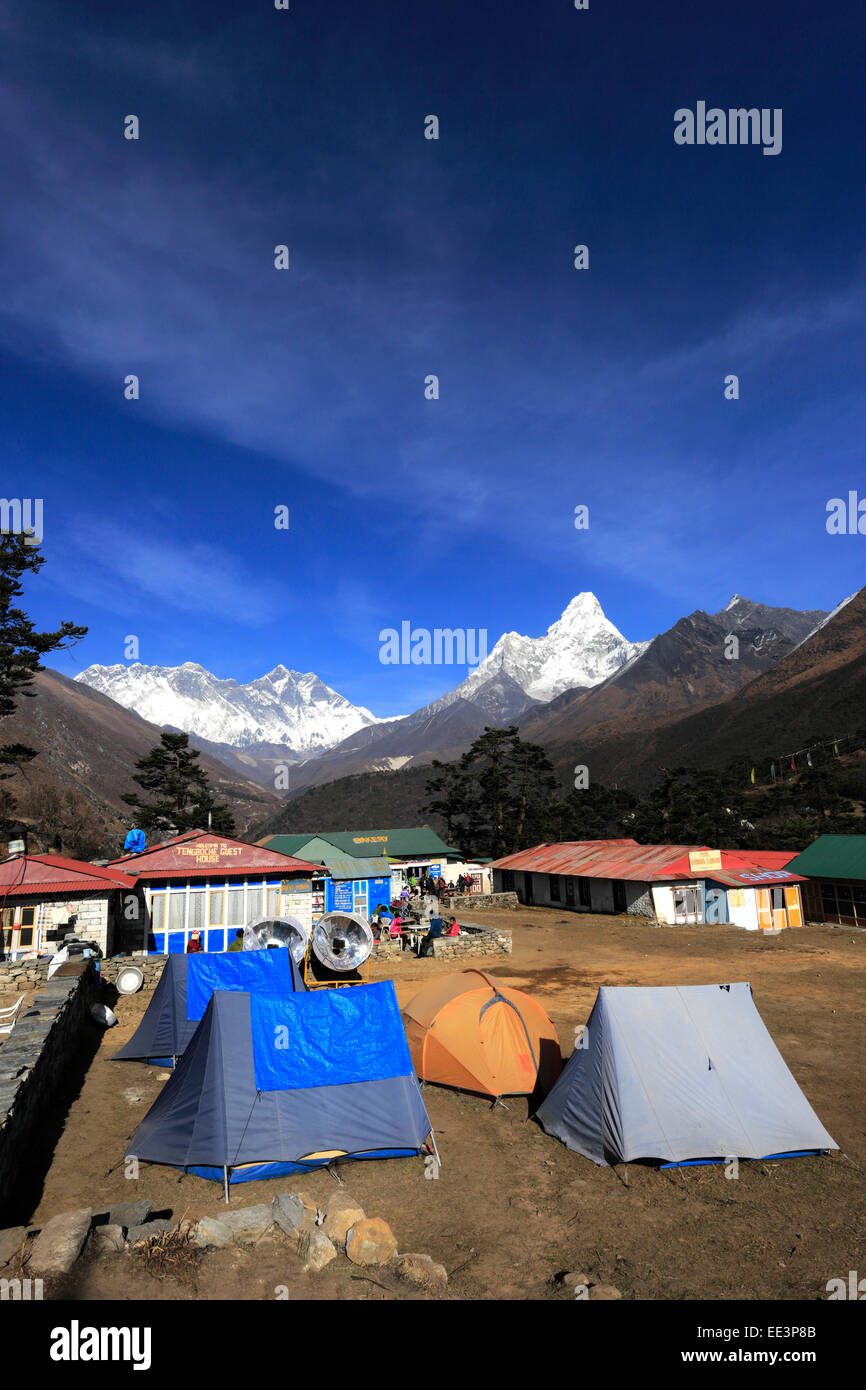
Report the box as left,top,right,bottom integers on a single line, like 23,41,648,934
2,0,864,718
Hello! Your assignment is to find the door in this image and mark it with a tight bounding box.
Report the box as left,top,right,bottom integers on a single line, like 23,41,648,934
783,885,802,927
524,873,533,905
612,880,627,913
564,877,575,907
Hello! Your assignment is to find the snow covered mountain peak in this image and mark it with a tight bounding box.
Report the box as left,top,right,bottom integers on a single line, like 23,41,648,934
75,662,382,755
440,592,647,713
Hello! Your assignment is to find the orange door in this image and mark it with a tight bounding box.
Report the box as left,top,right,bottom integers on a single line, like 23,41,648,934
783,886,803,927
757,889,773,929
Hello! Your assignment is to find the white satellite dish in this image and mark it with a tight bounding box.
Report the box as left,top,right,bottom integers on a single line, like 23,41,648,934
243,915,310,964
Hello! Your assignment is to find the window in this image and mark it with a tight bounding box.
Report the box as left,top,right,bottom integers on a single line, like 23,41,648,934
502,871,515,892
19,907,35,927
564,877,575,907
150,894,165,931
246,886,263,920
18,926,33,947
267,888,280,916
208,891,224,925
549,876,561,902
188,892,206,932
169,893,186,932
578,878,591,907
613,880,627,913
226,888,245,926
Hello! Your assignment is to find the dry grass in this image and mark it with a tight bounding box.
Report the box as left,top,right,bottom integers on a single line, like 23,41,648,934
129,1219,201,1286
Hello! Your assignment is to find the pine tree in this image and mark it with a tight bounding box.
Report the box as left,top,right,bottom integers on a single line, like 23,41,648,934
122,732,236,837
0,534,88,830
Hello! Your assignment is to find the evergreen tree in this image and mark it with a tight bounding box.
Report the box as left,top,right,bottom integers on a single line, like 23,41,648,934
122,732,235,837
424,726,558,859
0,534,88,830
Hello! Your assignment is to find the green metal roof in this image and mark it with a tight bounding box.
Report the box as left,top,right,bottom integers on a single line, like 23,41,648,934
786,835,866,881
320,856,393,881
258,834,343,862
303,828,454,859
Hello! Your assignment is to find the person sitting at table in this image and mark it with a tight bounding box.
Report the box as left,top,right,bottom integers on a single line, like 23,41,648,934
387,914,402,938
445,916,460,937
418,917,443,957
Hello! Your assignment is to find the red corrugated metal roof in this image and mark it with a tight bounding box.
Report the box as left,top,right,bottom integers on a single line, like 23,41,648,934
0,854,136,896
110,830,317,879
491,840,705,881
493,841,806,886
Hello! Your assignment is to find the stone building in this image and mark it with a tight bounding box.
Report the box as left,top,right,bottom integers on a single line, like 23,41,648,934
0,853,137,959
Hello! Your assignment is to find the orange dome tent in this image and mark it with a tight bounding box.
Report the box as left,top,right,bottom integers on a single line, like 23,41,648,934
402,969,561,1099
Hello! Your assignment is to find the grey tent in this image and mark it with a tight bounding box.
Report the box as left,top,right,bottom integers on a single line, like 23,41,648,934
536,983,837,1167
113,950,306,1066
127,981,434,1187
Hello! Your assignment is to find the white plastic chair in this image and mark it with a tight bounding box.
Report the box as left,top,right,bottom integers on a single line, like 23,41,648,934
0,996,24,1035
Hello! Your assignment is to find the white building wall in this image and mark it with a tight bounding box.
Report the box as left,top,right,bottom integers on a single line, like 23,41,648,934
651,885,677,925
726,887,760,930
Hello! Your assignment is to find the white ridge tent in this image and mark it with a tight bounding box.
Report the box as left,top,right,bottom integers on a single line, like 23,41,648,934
536,983,837,1167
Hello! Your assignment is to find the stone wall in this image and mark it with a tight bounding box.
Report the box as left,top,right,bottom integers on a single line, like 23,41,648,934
441,892,520,911
431,925,512,958
0,960,51,995
100,955,167,992
0,963,98,1223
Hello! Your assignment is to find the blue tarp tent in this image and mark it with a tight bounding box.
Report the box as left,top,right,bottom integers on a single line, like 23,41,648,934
537,983,838,1167
126,981,434,1185
113,951,307,1066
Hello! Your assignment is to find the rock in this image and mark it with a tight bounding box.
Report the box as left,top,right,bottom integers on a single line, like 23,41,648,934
299,1228,337,1272
107,1198,153,1231
394,1252,448,1293
126,1219,175,1244
346,1217,398,1267
0,1226,26,1268
29,1209,92,1276
156,1073,170,1081
561,1270,591,1291
123,1088,145,1104
321,1193,365,1245
590,1284,623,1300
271,1192,317,1239
219,1205,271,1244
90,1224,126,1255
192,1217,232,1249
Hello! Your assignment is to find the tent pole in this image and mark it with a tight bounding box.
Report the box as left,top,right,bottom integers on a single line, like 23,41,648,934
224,1166,230,1204
429,1130,442,1170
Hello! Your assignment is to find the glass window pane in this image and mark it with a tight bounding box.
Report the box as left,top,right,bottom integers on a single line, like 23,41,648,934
150,895,165,931
169,893,186,931
267,888,280,916
209,892,224,925
246,887,262,920
226,888,245,925
188,893,205,932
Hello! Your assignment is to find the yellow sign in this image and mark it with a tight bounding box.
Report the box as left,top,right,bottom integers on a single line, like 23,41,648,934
352,836,388,844
688,850,722,873
178,843,243,864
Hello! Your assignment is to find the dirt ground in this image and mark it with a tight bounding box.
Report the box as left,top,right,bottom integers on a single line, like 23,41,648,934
15,909,866,1301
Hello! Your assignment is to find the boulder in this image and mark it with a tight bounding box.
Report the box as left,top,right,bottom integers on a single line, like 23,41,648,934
126,1219,175,1244
346,1217,398,1267
219,1205,271,1244
192,1217,232,1249
394,1252,448,1293
107,1198,153,1231
90,1224,126,1256
271,1192,317,1239
321,1193,365,1246
0,1226,26,1268
590,1284,623,1301
29,1209,92,1276
299,1228,337,1273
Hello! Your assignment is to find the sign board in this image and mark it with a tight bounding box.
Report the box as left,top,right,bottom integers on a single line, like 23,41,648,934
333,880,353,911
281,880,311,894
688,850,723,873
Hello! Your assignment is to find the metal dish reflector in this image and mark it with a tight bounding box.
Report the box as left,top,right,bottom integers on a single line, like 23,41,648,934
311,911,373,972
243,915,310,964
